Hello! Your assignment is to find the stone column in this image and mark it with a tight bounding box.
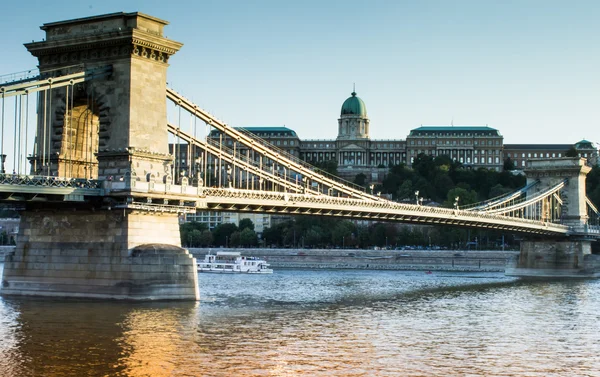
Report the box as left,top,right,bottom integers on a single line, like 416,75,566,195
2,208,199,300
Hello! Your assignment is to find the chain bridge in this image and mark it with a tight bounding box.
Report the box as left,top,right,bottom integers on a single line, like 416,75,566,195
1,12,599,301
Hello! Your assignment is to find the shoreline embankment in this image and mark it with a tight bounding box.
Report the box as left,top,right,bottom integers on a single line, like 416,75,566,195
188,247,519,272
0,246,519,272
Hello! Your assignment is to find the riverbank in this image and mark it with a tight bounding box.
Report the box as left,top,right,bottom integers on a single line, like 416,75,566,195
188,247,519,272
0,246,519,272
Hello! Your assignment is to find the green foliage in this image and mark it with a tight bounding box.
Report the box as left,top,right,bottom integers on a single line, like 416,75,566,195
198,230,214,247
353,173,367,187
313,159,338,176
213,223,238,246
240,228,259,247
381,153,525,203
180,221,208,246
229,231,241,247
565,146,578,157
239,218,255,231
503,157,516,171
444,187,478,208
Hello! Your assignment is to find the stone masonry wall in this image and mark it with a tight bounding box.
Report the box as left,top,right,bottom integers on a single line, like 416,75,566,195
1,209,198,300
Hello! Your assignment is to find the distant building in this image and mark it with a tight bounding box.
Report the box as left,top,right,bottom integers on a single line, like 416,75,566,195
504,140,598,169
185,211,271,235
301,91,406,181
406,125,504,170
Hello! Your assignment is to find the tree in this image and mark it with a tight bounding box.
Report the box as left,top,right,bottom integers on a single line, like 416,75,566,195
198,230,214,247
240,228,258,247
353,173,367,187
331,220,355,247
313,159,338,176
396,179,414,201
304,227,322,248
565,146,579,157
188,229,203,247
213,223,238,246
180,221,208,246
444,187,478,208
239,218,255,231
229,231,241,247
489,183,512,199
503,157,516,171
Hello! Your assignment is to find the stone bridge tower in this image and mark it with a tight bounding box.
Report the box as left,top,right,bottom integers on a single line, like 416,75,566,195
1,13,199,301
25,12,182,181
507,157,598,278
525,158,591,228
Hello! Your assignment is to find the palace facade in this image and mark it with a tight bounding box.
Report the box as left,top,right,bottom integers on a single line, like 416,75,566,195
226,91,597,181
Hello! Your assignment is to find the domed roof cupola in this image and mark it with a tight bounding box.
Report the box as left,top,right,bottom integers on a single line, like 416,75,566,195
337,88,370,140
341,91,367,117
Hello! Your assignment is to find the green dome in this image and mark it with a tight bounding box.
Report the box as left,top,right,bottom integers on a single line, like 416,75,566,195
341,91,367,117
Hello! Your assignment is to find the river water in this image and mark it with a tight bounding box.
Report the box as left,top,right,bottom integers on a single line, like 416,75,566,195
1,264,600,377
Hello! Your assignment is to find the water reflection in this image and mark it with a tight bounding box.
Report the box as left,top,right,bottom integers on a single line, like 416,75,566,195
1,266,600,376
0,297,199,377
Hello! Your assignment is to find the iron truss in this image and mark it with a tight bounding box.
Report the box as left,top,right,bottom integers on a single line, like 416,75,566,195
199,187,569,236
0,174,103,202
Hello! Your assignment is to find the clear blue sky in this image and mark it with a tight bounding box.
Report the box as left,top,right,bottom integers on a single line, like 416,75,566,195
1,0,599,145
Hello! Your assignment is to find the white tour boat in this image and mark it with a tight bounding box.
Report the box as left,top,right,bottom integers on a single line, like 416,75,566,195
197,251,273,274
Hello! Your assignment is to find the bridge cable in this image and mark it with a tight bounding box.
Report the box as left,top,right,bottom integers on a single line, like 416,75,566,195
18,94,24,174
65,83,69,177
47,82,53,176
1,91,4,172
13,96,18,173
42,90,47,174
69,81,75,178
24,92,29,175
193,109,197,181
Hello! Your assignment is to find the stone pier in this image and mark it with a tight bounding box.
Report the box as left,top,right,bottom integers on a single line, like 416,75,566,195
506,158,599,278
1,208,199,300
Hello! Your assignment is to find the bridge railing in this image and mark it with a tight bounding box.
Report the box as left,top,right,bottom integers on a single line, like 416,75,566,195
0,174,102,189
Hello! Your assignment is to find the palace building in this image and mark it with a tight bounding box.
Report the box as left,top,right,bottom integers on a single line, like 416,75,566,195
173,90,597,186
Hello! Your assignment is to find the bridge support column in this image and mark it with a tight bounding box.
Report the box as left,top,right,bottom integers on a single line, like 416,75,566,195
506,239,600,278
506,158,599,278
1,208,199,300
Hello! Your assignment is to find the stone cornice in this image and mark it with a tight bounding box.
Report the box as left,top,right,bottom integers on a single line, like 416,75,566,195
25,29,182,65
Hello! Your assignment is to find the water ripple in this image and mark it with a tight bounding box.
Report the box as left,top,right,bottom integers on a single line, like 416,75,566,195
1,267,600,376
